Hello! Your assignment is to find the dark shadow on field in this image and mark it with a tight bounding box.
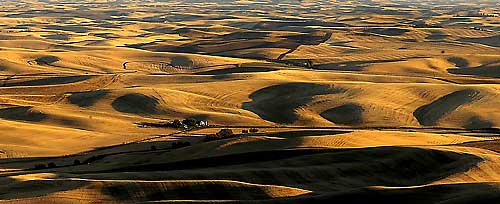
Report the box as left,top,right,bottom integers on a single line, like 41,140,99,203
329,41,359,49
313,57,426,71
0,138,487,202
425,30,449,41
0,106,84,128
33,56,59,65
0,106,47,122
43,25,90,33
266,130,350,138
43,34,70,41
0,176,87,200
68,90,110,107
448,57,469,68
251,21,346,30
195,67,278,75
112,93,160,115
127,30,331,61
364,28,410,36
447,62,500,78
1,75,92,87
414,89,481,126
290,183,500,204
220,31,270,40
460,140,500,153
463,116,493,130
242,83,345,124
460,35,500,47
100,180,284,201
321,103,364,125
89,146,483,190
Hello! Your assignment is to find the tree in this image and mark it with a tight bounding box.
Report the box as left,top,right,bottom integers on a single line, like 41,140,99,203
172,119,183,128
34,164,47,169
182,118,197,127
249,128,259,133
73,159,81,165
216,129,234,138
151,145,157,150
48,162,57,168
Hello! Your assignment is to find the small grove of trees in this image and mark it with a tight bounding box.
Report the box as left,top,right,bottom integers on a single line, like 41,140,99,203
241,128,259,134
205,129,234,141
48,162,57,168
34,163,47,170
182,118,197,127
33,155,106,170
137,118,208,129
33,162,57,170
73,159,81,165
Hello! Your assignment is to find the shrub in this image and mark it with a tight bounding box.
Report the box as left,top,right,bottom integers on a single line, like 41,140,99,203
73,159,81,165
182,118,197,127
242,129,249,134
216,129,234,138
34,164,47,169
249,128,259,133
47,162,57,168
205,129,235,141
150,145,157,150
172,119,184,128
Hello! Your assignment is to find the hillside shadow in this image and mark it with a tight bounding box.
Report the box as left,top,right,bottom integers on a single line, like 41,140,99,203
266,130,351,138
111,93,160,115
414,89,481,126
0,173,92,200
0,139,487,202
242,83,345,124
448,57,469,68
68,90,110,108
321,103,364,125
100,180,296,201
425,30,449,41
34,56,60,65
1,75,92,87
90,146,483,190
313,57,426,71
292,182,500,204
364,28,410,36
460,35,500,47
0,106,47,122
43,34,70,41
463,116,493,130
448,63,500,78
195,67,278,75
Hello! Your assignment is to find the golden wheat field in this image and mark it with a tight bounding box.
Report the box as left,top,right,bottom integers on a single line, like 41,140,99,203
0,0,499,203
